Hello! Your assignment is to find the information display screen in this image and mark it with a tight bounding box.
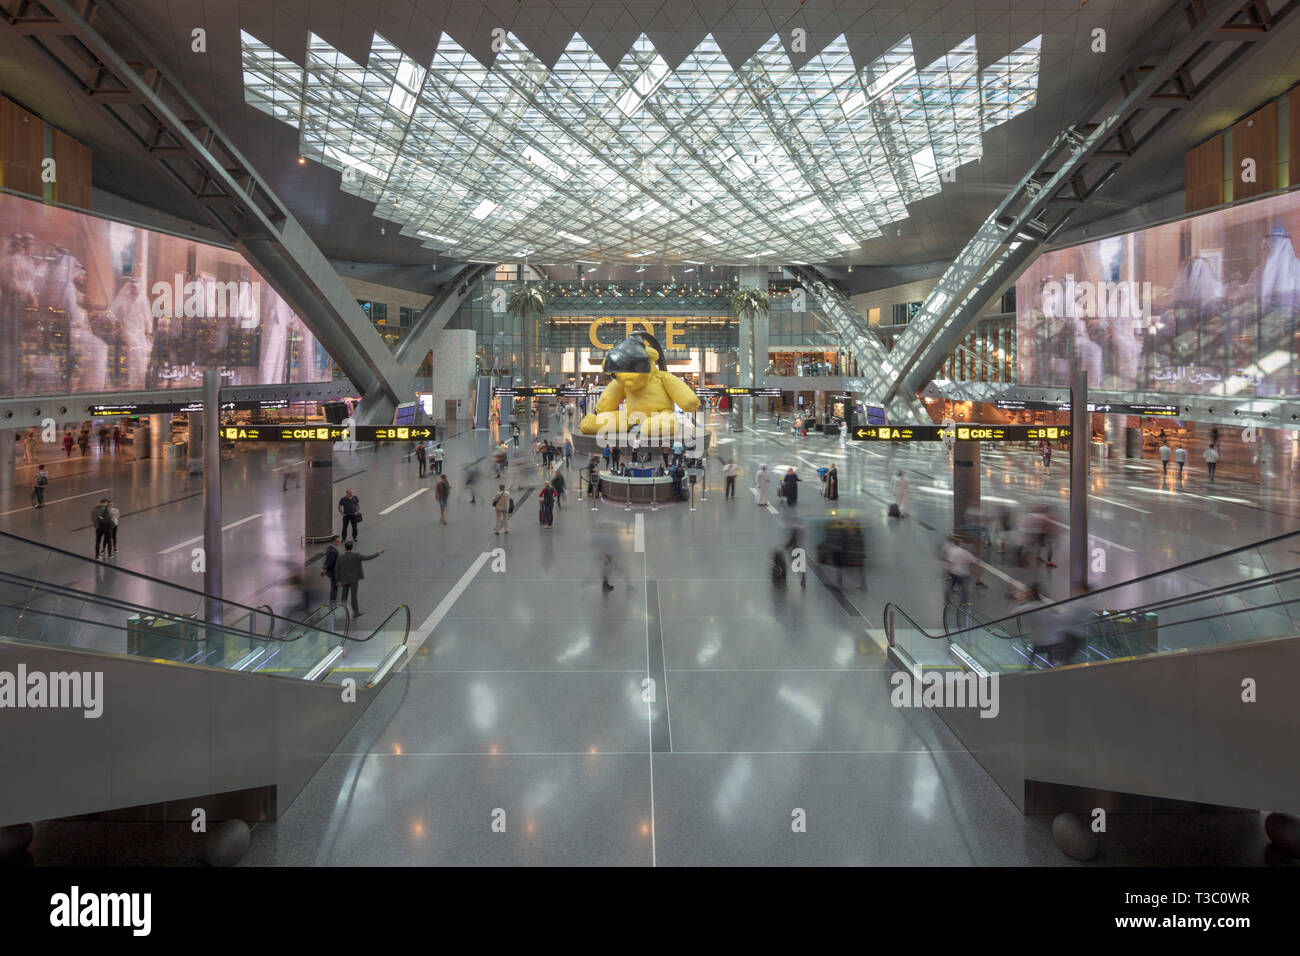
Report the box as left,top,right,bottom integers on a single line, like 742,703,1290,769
221,425,435,442
852,424,1072,442
0,191,330,400
1016,187,1300,398
93,398,296,416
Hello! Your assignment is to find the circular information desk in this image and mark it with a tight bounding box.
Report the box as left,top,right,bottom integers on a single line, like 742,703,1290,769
596,470,680,504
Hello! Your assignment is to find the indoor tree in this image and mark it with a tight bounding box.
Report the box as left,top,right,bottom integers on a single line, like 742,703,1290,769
730,286,771,424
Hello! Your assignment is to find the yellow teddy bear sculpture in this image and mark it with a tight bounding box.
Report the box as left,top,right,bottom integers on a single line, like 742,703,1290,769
579,331,700,438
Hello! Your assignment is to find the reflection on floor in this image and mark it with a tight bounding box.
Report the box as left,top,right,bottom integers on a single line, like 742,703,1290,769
6,411,1297,865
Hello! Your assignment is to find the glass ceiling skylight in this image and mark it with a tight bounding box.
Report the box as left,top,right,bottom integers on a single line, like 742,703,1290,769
241,30,1041,264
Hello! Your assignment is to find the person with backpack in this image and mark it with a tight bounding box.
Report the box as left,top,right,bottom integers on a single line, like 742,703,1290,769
32,465,48,509
435,474,451,524
1159,440,1172,476
539,482,556,529
492,483,512,534
415,442,427,477
91,498,113,558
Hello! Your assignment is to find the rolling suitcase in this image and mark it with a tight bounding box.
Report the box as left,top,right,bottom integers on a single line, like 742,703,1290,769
888,503,902,518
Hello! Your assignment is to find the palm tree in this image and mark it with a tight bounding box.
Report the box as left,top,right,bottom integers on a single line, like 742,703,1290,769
507,279,547,383
731,286,770,424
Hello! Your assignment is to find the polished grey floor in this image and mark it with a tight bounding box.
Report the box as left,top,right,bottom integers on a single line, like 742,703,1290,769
5,412,1295,865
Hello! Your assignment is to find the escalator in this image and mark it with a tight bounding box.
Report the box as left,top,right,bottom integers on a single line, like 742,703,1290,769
474,374,493,430
881,529,1300,817
0,529,410,830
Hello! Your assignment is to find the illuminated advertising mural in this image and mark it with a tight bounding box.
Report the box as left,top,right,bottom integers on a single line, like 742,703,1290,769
0,192,331,399
1016,189,1300,397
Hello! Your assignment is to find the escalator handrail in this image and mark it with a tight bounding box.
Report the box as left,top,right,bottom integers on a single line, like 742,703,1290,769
0,528,343,635
0,571,287,642
352,603,410,644
890,568,1300,649
0,568,354,645
887,526,1300,646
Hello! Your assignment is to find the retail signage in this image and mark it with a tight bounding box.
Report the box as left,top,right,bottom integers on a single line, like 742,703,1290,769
852,424,1072,442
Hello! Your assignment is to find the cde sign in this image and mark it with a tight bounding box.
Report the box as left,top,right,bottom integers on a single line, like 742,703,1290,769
587,317,689,350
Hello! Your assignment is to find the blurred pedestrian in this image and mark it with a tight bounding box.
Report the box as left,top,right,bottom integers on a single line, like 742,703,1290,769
1174,444,1187,479
415,442,427,477
941,534,974,606
780,468,800,506
435,473,451,523
891,469,909,517
824,463,839,500
755,463,771,506
433,443,444,475
723,459,739,498
551,467,566,509
1205,443,1219,481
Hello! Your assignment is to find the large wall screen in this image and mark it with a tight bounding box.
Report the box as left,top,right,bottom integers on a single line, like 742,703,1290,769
1016,188,1300,397
0,191,331,399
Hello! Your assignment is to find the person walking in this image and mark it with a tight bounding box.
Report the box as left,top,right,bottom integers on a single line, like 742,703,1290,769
334,541,384,618
492,483,511,534
1174,444,1187,479
435,473,451,523
824,463,839,501
62,430,74,458
780,467,800,507
539,482,556,529
23,430,37,464
551,468,566,510
672,438,684,468
97,424,110,453
892,469,909,517
77,429,89,457
91,498,113,558
415,442,427,477
433,443,444,475
723,459,739,499
512,422,521,448
755,463,771,506
107,499,120,557
1205,443,1219,481
564,438,573,471
1040,440,1051,474
338,488,362,542
31,465,48,509
839,420,848,446
941,535,975,606
1159,440,1172,476
112,425,122,453
321,534,341,605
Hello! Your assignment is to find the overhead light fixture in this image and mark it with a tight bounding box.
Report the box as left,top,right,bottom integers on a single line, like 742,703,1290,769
557,230,589,244
683,268,694,273
297,156,306,165
471,199,498,220
635,267,646,273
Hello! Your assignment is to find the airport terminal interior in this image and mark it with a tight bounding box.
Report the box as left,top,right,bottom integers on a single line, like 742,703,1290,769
1,0,1299,878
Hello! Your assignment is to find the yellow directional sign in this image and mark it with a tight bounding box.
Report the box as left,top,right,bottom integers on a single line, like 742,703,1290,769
851,424,1071,442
